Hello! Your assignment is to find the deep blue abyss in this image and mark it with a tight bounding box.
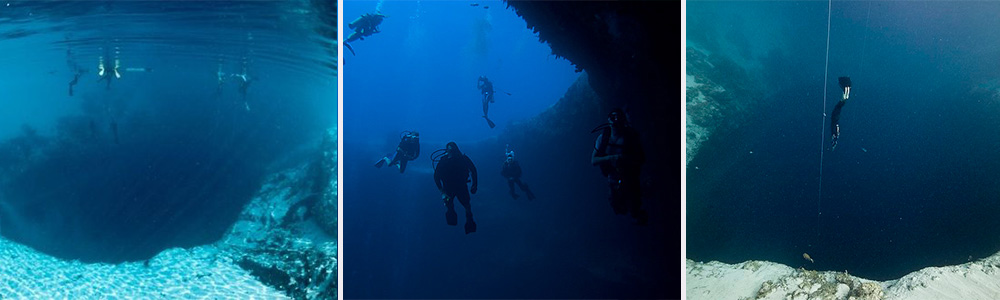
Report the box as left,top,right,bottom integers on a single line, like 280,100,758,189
687,1,1000,281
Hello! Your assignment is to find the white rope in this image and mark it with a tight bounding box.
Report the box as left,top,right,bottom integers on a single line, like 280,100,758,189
818,0,833,235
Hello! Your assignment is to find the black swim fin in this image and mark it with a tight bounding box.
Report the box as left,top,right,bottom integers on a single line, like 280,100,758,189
345,43,356,56
484,116,495,128
465,219,477,234
375,158,386,168
446,210,458,226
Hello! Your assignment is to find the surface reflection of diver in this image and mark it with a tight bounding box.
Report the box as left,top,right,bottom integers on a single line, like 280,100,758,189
431,142,479,234
344,12,386,56
97,47,151,91
591,108,647,225
478,76,496,128
97,52,120,90
375,131,420,173
501,145,535,200
68,69,86,96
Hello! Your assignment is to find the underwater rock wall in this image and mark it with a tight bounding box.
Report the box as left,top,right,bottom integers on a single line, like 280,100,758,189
504,1,669,178
220,127,337,300
687,254,1000,300
685,46,763,166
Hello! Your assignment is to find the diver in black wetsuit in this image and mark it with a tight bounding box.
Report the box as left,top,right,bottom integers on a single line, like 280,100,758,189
592,108,647,225
478,76,496,128
344,12,387,56
375,131,420,173
830,76,852,151
432,142,479,234
501,145,535,200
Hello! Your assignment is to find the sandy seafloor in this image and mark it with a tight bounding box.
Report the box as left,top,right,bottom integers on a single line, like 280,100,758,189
0,239,288,299
687,252,1000,300
0,129,337,299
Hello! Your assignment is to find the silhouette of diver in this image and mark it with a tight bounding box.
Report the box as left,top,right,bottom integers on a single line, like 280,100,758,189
432,142,479,234
592,108,647,225
375,131,420,173
501,145,535,200
478,76,496,128
344,12,386,56
830,76,851,151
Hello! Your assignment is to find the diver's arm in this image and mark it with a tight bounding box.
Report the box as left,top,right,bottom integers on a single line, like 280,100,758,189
467,156,478,191
411,142,420,158
591,135,618,165
433,167,443,191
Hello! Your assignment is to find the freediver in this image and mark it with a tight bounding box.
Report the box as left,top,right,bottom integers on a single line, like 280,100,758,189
592,108,647,225
478,76,496,128
501,145,535,200
375,131,420,173
830,76,852,151
344,12,387,56
432,142,479,234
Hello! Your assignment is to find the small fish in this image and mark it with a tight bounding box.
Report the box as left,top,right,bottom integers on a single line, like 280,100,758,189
803,253,814,263
483,6,489,9
861,147,868,152
470,3,479,6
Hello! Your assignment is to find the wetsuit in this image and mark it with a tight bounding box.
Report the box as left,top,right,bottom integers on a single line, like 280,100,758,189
595,125,646,223
501,159,535,200
434,148,478,233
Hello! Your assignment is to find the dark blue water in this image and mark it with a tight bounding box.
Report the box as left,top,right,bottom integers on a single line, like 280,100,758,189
687,1,1000,280
344,0,669,298
0,1,336,263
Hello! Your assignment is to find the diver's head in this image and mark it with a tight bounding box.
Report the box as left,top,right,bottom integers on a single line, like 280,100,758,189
608,108,627,128
505,150,514,163
446,141,460,157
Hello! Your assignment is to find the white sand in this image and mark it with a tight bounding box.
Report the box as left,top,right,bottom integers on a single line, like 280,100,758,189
0,239,288,299
687,251,1000,300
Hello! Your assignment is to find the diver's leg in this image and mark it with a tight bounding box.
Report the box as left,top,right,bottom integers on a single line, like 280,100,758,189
516,178,535,200
482,97,489,117
445,193,458,226
609,177,628,215
457,189,475,234
507,179,519,199
625,176,647,225
399,159,408,173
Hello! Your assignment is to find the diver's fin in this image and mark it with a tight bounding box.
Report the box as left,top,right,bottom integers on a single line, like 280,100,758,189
446,210,458,226
375,158,386,168
484,116,495,128
345,43,356,56
465,220,477,234
464,219,477,234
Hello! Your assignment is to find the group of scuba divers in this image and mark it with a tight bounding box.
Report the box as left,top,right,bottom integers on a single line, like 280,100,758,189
374,108,648,235
65,44,256,146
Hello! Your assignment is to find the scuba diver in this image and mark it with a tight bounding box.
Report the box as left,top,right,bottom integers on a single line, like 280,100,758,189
432,142,479,234
344,12,387,56
375,131,420,173
592,108,647,225
501,145,535,200
478,76,496,128
830,76,852,151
